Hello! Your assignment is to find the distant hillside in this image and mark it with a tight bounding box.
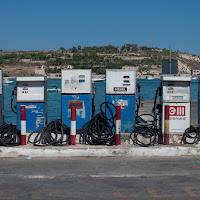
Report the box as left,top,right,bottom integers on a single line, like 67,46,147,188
0,44,200,77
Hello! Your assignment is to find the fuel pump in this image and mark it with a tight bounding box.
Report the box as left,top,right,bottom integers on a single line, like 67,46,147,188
11,76,47,132
61,69,92,129
198,76,200,126
0,70,4,125
105,69,136,132
161,74,191,144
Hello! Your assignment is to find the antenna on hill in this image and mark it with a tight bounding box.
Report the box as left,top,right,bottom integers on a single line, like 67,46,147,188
169,47,171,74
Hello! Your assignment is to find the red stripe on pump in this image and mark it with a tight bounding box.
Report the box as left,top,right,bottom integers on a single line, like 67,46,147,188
71,107,76,121
20,106,26,121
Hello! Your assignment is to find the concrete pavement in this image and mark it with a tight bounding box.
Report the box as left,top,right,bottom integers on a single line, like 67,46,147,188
0,156,200,199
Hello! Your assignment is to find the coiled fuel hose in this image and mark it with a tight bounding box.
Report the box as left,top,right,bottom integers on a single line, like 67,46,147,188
130,114,157,147
132,85,161,147
79,102,116,145
0,123,20,146
182,126,200,144
28,119,70,146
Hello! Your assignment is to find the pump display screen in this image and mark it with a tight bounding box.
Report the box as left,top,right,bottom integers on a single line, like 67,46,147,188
163,82,190,102
166,87,188,94
17,82,45,102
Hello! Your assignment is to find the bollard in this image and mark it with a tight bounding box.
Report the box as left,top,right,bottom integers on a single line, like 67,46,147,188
70,107,76,145
20,105,26,145
164,105,170,145
115,105,121,145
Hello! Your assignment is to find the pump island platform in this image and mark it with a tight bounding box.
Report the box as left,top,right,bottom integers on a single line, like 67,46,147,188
0,69,199,158
0,100,199,158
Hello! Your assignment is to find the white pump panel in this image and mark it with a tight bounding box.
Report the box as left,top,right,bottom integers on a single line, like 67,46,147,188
61,70,92,94
161,75,191,102
16,76,46,102
106,70,136,94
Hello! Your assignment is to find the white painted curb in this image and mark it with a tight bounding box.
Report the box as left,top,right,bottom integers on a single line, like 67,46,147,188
0,145,200,157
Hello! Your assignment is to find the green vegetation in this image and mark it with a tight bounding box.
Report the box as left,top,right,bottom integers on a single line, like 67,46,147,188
3,73,8,77
0,44,185,74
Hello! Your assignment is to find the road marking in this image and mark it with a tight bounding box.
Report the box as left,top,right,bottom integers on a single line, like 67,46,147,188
32,189,58,199
0,190,17,199
24,175,55,179
146,188,164,198
0,172,192,179
91,172,190,178
185,187,200,197
113,189,137,198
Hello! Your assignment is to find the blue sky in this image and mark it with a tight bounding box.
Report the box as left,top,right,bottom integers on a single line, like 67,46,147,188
0,0,200,55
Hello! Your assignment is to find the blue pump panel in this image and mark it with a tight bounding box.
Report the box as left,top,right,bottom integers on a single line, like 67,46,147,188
198,77,200,126
0,95,3,125
17,102,45,132
62,94,91,129
106,95,135,132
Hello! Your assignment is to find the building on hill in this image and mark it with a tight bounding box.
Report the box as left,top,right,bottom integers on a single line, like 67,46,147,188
20,59,32,62
122,66,139,71
192,69,200,75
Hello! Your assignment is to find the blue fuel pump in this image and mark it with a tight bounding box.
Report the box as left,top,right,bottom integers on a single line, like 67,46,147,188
198,76,200,126
0,70,4,125
12,76,47,132
61,69,92,129
105,69,136,132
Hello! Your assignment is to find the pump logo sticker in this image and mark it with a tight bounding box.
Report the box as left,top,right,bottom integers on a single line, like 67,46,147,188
114,87,127,92
169,106,185,116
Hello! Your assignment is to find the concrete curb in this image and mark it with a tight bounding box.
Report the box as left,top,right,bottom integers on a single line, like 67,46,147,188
0,145,200,157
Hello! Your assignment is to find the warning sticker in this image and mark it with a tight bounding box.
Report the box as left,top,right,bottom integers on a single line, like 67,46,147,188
172,96,184,99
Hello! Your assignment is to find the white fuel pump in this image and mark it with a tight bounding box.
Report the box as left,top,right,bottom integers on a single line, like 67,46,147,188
161,74,191,144
61,69,92,129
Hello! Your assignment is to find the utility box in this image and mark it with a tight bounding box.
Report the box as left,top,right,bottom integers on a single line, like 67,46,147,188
16,76,47,132
0,71,4,125
162,60,178,74
61,69,92,129
106,69,136,132
161,74,191,144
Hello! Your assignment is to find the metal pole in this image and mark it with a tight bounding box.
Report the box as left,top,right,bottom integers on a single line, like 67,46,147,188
164,105,170,145
115,105,121,145
70,107,76,145
20,105,26,145
169,47,171,74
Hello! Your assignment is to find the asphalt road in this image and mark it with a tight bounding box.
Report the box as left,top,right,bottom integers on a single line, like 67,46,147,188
0,156,200,199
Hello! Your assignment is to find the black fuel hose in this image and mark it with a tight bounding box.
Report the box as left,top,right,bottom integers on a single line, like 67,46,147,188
135,83,141,119
182,126,200,144
28,119,70,146
0,123,20,146
131,112,158,147
132,83,163,147
79,102,116,145
153,88,159,115
11,86,17,114
92,82,97,117
130,125,157,147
